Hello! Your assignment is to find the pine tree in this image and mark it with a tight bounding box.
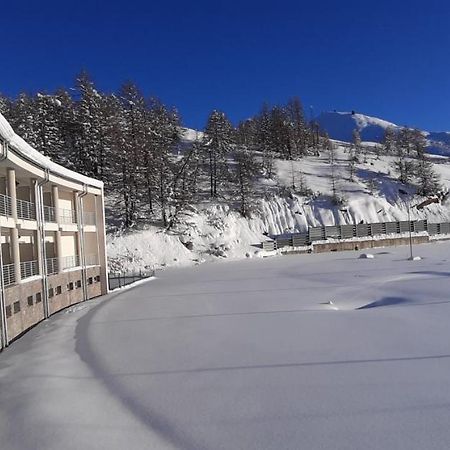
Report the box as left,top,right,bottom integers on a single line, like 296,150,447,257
75,71,106,177
382,127,397,155
412,129,440,196
33,93,66,163
395,128,415,184
286,97,309,158
148,100,180,226
347,145,357,181
269,106,291,159
415,157,440,196
9,93,39,146
0,94,10,116
204,110,234,198
255,104,275,178
234,145,259,217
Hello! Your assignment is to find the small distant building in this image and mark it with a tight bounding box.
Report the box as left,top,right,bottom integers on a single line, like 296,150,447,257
0,113,107,349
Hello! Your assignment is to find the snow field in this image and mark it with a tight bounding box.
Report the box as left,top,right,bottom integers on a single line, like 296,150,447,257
3,241,450,449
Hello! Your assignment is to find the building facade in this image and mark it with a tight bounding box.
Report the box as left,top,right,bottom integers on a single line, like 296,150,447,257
0,113,107,350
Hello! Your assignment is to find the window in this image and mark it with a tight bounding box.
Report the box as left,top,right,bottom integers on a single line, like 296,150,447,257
88,277,93,285
56,286,62,295
5,305,11,318
76,280,82,289
68,282,74,291
48,288,54,298
27,296,34,307
36,292,42,303
95,275,101,282
13,301,21,314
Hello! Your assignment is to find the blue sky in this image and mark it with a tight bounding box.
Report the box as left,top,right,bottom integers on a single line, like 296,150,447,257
1,0,450,130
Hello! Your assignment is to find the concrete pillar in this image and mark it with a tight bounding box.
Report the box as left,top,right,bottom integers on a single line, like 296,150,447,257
11,228,20,283
32,180,45,280
7,169,20,283
52,185,59,222
52,185,62,272
95,191,108,294
6,168,17,219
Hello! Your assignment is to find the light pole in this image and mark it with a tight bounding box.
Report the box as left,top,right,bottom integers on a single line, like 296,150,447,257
399,188,413,260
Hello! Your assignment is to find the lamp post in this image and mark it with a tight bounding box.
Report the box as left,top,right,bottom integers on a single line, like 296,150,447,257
399,188,413,260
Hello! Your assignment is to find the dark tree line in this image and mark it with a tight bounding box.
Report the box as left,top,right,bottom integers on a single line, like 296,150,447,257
0,75,330,228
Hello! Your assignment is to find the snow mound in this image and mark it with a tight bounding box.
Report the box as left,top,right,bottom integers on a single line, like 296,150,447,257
359,253,375,259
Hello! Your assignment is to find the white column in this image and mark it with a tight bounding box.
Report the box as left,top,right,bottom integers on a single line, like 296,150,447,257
7,168,17,220
11,228,20,283
52,185,62,272
96,191,108,294
7,169,20,283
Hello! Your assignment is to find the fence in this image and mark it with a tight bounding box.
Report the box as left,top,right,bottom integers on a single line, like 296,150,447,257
20,260,39,279
263,219,450,251
43,205,57,223
46,257,59,275
2,264,15,286
0,194,12,217
59,208,77,224
108,270,155,291
16,198,36,220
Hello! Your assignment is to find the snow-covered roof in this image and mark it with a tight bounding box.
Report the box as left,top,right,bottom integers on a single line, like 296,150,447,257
0,112,103,189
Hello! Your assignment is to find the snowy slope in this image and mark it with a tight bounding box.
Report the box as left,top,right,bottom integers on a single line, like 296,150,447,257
107,142,450,272
316,111,450,156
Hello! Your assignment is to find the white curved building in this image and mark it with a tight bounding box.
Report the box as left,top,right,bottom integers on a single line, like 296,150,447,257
0,113,107,349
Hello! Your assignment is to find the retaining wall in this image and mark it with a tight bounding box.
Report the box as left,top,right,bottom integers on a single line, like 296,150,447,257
3,267,102,342
312,236,429,253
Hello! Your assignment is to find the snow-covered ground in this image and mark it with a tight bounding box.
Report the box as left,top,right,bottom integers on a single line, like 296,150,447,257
2,241,450,449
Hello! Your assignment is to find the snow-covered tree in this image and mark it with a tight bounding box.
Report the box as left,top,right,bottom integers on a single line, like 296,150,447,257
203,110,234,198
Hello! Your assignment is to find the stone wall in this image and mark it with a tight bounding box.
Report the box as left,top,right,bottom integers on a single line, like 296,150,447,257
4,266,103,342
4,279,45,341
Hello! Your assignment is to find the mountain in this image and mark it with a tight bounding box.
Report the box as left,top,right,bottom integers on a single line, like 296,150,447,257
315,111,450,156
315,111,399,143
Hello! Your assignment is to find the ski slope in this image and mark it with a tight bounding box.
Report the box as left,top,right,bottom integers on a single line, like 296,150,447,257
2,241,450,449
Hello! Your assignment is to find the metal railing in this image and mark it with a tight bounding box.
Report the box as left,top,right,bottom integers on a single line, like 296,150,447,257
0,194,12,217
264,219,450,251
46,257,59,275
60,255,80,270
43,205,57,222
60,208,77,224
16,198,36,220
108,269,154,291
83,211,96,226
2,264,15,286
20,260,39,279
